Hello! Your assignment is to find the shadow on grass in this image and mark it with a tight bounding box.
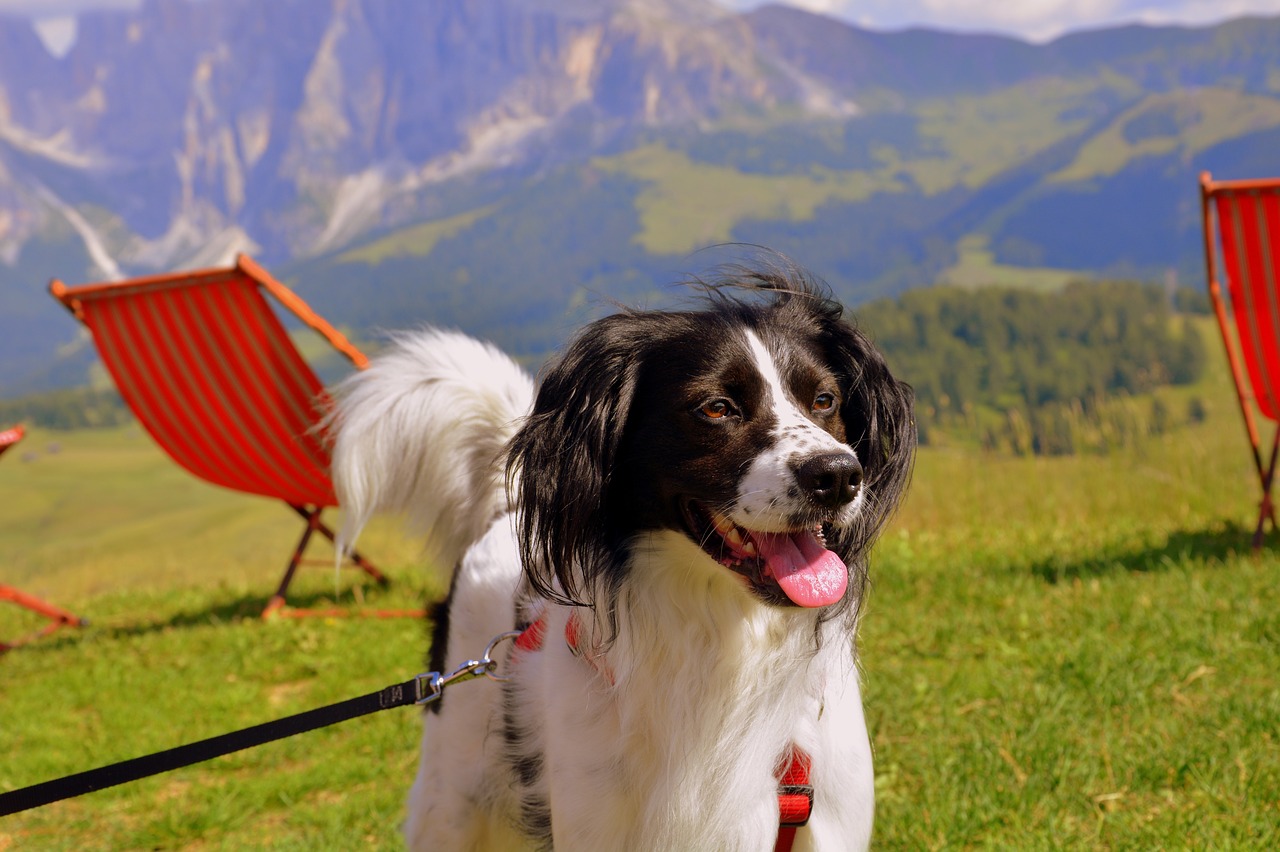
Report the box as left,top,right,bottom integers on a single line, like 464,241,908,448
1030,519,1266,583
4,586,435,656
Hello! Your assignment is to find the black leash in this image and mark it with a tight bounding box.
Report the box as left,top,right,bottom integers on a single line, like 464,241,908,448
1,679,416,816
0,631,519,818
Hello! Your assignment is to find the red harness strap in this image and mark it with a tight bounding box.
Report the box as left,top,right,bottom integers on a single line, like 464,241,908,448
515,616,813,850
775,749,813,852
514,615,547,652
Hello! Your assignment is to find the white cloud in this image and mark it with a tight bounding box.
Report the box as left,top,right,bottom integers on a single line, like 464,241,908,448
2,0,1279,43
0,0,140,57
31,15,77,57
914,0,1123,41
778,0,848,14
717,0,1280,41
1122,0,1280,27
0,0,140,15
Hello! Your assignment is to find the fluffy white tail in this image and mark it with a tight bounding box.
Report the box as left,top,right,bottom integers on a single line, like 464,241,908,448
325,329,535,570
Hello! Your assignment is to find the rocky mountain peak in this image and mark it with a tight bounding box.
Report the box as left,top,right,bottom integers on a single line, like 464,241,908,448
0,0,857,272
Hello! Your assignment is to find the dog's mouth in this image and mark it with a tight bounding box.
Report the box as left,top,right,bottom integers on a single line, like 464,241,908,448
680,500,848,608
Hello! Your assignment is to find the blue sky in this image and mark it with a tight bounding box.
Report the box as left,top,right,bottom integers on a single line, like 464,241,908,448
1,0,1279,45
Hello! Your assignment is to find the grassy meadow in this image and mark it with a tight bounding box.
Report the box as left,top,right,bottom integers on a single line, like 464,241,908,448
2,348,1279,849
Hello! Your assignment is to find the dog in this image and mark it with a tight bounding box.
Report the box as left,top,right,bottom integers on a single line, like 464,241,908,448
327,261,915,851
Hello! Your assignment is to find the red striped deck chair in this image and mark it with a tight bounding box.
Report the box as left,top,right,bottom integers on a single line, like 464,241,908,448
1,424,87,651
1200,172,1280,549
49,254,419,618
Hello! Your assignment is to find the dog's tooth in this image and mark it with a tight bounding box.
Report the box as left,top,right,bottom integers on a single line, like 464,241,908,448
741,538,757,556
724,526,745,550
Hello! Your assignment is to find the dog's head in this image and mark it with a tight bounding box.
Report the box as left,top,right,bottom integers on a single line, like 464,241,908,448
508,263,915,622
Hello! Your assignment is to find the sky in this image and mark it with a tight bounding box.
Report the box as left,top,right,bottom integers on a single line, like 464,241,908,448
1,0,1280,48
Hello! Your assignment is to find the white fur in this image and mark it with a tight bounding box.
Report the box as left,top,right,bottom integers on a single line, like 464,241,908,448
330,328,875,851
325,329,534,569
403,518,532,850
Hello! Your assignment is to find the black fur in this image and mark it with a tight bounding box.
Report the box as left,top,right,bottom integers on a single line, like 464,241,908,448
502,684,552,845
423,565,460,715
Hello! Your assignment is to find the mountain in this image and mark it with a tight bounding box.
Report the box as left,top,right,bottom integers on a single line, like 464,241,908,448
1,0,1279,395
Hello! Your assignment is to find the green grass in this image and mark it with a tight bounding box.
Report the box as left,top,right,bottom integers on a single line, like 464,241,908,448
3,361,1279,848
866,446,1280,848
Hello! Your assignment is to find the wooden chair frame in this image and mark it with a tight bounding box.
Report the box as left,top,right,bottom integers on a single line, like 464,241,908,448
2,425,87,651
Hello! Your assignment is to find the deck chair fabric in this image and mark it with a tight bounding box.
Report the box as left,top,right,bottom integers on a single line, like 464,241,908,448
50,254,414,617
1200,172,1280,548
0,424,23,458
1,425,86,651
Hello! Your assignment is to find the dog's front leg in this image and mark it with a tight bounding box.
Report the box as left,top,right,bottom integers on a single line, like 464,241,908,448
790,662,875,851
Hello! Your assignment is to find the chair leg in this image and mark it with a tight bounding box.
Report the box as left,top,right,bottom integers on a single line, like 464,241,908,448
0,586,83,624
1254,501,1273,551
1254,488,1279,551
1253,427,1280,551
311,516,388,585
0,585,85,653
262,508,322,618
264,505,419,618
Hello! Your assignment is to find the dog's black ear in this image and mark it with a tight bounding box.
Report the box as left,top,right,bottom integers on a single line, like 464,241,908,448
821,313,916,568
507,313,647,607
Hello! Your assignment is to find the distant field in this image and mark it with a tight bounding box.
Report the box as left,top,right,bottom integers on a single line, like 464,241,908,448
2,353,1279,848
938,234,1080,291
0,426,430,605
592,143,899,254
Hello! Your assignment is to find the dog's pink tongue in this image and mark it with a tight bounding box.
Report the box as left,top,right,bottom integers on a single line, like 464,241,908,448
753,531,848,608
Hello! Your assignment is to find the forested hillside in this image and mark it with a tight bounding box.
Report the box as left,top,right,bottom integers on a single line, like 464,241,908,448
860,282,1210,455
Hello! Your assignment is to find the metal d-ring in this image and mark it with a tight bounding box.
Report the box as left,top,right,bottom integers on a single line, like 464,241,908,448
481,630,522,683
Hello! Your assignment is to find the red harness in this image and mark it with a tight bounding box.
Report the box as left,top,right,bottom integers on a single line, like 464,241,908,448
515,615,813,850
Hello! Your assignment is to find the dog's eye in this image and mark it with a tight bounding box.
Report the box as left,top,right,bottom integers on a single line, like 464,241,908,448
699,399,738,420
813,392,837,413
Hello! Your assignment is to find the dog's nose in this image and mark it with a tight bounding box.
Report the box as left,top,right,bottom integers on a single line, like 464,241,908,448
796,453,863,509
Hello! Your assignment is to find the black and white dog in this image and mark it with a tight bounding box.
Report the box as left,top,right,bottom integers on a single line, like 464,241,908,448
328,263,915,850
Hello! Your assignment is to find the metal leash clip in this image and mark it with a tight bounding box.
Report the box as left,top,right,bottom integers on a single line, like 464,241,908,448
413,630,522,705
